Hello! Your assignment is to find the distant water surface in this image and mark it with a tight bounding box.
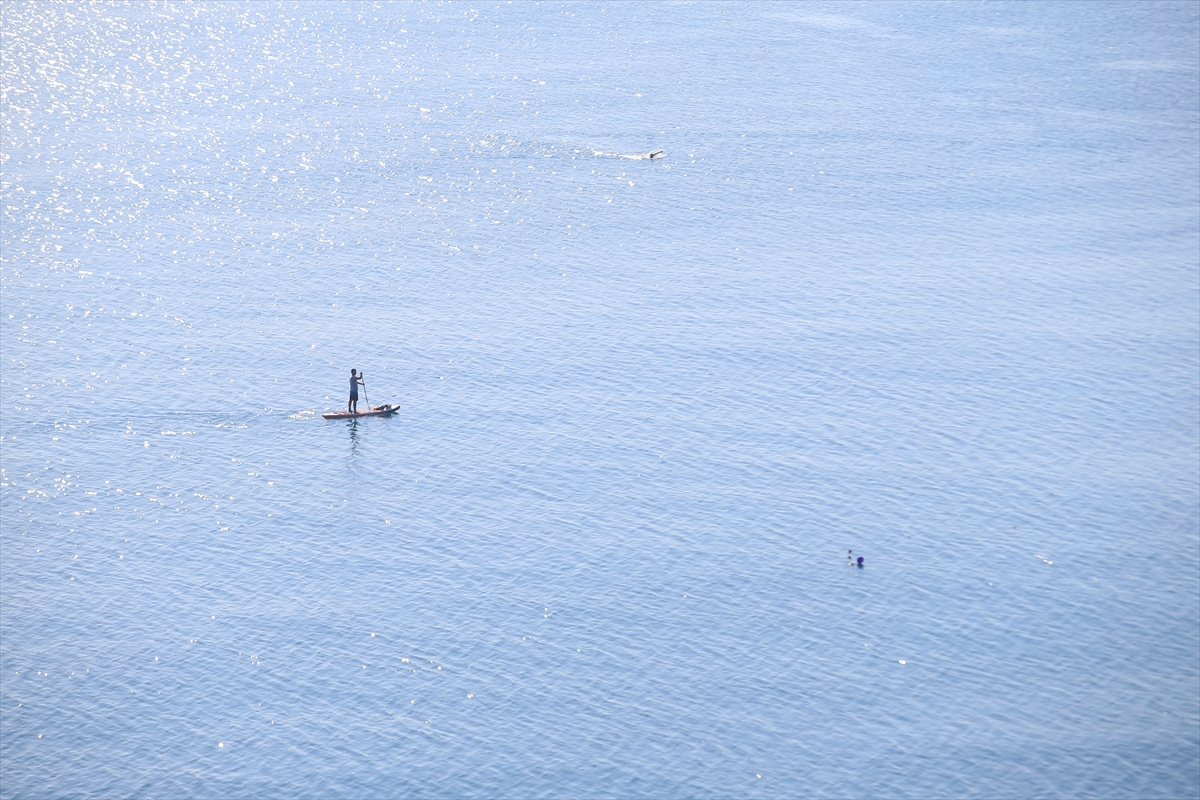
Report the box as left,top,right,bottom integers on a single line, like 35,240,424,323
2,2,1198,797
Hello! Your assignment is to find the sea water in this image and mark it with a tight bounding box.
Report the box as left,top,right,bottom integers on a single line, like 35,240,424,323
1,2,1197,797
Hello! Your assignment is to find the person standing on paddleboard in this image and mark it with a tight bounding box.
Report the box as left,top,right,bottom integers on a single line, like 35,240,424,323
348,368,365,413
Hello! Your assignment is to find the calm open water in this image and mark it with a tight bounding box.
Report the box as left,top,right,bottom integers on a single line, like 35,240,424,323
2,2,1198,797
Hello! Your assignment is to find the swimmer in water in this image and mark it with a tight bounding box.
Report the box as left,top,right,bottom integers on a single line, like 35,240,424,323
648,150,664,159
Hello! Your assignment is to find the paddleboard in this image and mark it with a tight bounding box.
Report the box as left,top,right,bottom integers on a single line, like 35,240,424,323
322,404,400,420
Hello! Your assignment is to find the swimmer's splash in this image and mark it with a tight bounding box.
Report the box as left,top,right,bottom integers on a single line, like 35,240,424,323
591,149,665,160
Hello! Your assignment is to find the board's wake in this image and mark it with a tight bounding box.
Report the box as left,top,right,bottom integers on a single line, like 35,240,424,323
591,149,665,160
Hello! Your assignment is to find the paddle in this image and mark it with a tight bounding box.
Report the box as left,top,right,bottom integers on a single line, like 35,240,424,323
360,372,370,411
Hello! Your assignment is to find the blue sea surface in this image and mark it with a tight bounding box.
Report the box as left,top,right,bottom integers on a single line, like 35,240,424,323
2,2,1198,797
